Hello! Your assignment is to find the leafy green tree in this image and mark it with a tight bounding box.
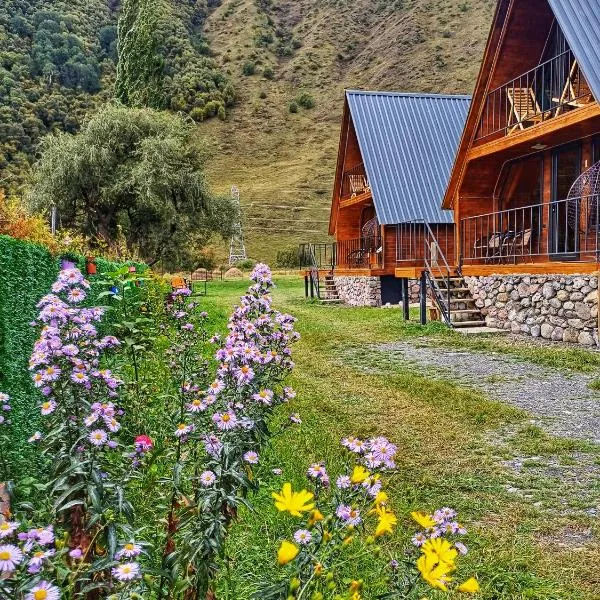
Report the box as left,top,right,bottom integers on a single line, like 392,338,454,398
28,105,239,270
115,0,165,108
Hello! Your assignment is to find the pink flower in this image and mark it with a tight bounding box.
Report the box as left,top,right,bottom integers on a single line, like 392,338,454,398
212,411,238,431
243,451,259,464
88,429,108,446
40,400,57,416
134,435,153,452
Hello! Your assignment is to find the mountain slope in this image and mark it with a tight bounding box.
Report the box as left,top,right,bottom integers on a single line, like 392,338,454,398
0,0,495,264
200,0,496,262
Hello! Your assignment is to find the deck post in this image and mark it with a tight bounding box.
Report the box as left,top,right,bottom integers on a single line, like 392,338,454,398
402,278,410,321
420,271,427,325
304,274,309,298
309,275,314,298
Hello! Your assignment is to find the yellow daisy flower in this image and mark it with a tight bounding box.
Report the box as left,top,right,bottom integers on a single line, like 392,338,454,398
277,540,299,565
350,465,370,484
411,511,436,529
272,483,314,517
457,577,481,593
421,538,458,567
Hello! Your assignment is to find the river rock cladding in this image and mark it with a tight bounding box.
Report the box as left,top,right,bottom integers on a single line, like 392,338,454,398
333,276,381,307
465,275,599,345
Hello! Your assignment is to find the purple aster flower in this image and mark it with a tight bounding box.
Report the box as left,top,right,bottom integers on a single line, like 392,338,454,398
293,529,312,545
212,411,238,431
199,470,216,486
89,429,108,446
112,562,141,581
243,451,259,464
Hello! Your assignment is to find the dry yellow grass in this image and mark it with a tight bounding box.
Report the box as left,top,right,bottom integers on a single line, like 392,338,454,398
197,0,496,263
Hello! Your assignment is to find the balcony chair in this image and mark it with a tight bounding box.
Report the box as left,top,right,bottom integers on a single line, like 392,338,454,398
473,232,504,263
504,228,533,263
348,174,369,197
506,88,543,134
553,60,594,115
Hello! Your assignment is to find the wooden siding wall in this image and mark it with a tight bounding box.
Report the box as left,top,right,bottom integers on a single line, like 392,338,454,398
457,136,600,263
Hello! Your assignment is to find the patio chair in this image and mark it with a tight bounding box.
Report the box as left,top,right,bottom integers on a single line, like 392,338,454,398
474,232,504,263
553,60,594,115
506,88,543,134
505,228,532,262
349,174,369,196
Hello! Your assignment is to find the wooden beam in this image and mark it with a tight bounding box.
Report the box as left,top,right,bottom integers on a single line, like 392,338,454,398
466,103,600,161
339,190,373,209
394,266,423,279
461,261,600,276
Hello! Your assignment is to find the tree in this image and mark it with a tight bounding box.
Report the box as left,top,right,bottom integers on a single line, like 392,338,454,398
28,105,239,270
115,0,165,109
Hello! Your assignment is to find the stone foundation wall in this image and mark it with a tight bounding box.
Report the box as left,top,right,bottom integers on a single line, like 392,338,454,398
333,276,381,307
465,274,599,346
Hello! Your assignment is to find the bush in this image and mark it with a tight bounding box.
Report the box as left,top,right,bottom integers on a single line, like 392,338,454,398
289,101,298,113
242,60,256,76
263,66,274,79
259,90,267,99
235,258,256,270
276,247,300,268
296,91,315,109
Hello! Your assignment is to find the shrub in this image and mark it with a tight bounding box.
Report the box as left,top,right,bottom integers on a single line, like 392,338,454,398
235,258,256,270
289,101,298,113
242,60,256,76
259,90,267,99
263,66,274,79
296,91,315,109
276,247,300,268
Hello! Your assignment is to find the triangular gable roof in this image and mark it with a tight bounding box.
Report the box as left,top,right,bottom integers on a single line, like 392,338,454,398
331,91,470,230
548,0,600,100
443,0,600,209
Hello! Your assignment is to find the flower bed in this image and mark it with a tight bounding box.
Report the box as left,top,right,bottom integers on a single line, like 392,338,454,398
0,264,482,599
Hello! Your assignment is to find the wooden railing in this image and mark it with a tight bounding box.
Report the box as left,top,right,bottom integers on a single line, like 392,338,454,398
299,237,382,270
341,163,370,200
476,49,594,141
461,195,600,264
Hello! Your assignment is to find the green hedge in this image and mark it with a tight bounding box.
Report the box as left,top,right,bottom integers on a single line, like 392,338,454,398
0,235,145,471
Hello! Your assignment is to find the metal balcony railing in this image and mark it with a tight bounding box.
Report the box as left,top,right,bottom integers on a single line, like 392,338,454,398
476,50,594,141
461,195,600,264
396,222,455,264
336,235,383,269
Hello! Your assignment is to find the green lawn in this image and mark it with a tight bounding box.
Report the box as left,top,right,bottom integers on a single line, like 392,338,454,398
200,276,600,600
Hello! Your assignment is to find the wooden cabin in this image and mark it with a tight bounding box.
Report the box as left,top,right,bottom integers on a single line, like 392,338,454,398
304,91,470,306
445,0,600,276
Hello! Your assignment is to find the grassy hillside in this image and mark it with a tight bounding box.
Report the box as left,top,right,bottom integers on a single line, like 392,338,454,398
200,0,496,263
0,0,495,264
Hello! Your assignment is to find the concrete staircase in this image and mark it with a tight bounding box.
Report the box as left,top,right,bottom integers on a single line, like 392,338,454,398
434,274,486,328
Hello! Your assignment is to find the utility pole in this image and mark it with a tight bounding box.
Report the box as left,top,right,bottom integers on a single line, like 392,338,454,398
228,185,247,266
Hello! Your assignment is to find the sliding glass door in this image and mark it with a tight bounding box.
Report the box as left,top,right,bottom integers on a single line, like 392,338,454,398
550,144,581,260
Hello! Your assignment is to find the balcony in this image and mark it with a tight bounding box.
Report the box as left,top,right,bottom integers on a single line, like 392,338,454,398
475,50,594,143
299,235,383,271
396,222,455,265
341,163,370,201
461,194,600,266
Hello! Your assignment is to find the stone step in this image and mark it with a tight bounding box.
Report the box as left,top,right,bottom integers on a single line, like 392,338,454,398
320,298,341,304
452,320,487,328
450,308,483,314
448,298,476,304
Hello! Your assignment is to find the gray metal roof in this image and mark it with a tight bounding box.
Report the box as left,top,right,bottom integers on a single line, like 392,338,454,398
346,90,471,225
548,0,600,102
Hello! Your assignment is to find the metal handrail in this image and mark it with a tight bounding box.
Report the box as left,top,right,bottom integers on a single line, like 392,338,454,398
422,221,453,326
461,194,600,264
476,49,592,141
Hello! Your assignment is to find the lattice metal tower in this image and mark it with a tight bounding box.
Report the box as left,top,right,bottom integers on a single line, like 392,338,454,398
229,185,247,265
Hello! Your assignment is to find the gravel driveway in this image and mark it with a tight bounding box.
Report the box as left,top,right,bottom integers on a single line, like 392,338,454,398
374,340,600,444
